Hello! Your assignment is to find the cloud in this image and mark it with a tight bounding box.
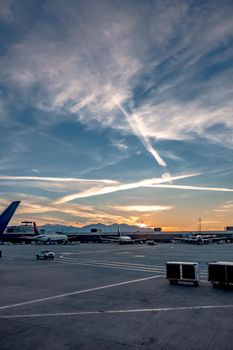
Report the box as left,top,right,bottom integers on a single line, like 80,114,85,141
214,201,233,212
111,139,128,151
131,99,233,146
113,205,172,212
4,192,149,227
2,1,231,161
0,0,233,185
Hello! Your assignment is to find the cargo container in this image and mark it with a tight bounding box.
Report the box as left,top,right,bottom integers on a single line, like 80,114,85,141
208,261,233,287
166,261,199,286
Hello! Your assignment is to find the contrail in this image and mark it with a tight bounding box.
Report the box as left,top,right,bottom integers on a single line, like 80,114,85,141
114,100,167,167
0,175,118,184
56,173,199,203
147,184,233,192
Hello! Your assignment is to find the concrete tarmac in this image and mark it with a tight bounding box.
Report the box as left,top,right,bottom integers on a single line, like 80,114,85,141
0,242,233,350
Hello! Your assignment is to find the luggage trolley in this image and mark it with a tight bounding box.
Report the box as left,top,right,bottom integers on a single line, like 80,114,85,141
166,261,200,287
208,261,233,288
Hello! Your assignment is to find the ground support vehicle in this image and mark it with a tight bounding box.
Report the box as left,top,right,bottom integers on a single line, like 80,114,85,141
36,249,55,260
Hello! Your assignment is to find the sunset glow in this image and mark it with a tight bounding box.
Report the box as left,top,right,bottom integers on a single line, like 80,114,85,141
0,0,232,231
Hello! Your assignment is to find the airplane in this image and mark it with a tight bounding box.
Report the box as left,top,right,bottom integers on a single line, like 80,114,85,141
173,234,228,245
118,233,135,244
101,228,145,244
0,201,21,243
21,222,68,244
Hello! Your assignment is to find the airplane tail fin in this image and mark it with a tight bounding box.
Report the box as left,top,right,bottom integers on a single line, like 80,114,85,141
0,201,20,234
117,227,121,237
33,222,40,236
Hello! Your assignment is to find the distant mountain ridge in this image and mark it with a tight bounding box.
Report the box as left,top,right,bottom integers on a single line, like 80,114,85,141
39,223,152,234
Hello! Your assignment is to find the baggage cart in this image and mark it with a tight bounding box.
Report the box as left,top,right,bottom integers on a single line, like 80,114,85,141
166,261,199,287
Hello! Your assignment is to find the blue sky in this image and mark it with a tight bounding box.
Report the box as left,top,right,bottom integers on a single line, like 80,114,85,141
0,0,233,230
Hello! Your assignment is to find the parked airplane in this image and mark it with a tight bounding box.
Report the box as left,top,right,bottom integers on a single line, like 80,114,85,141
101,228,145,244
118,234,135,244
21,222,68,244
174,234,227,245
0,201,21,243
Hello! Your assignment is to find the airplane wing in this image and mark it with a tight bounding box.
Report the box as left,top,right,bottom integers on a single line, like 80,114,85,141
173,237,193,242
19,235,42,240
203,237,228,243
100,236,119,243
131,237,147,243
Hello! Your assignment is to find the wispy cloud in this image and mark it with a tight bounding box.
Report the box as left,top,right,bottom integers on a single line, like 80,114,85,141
0,3,231,218
2,0,232,153
4,193,148,227
111,139,128,151
114,205,172,212
214,201,233,212
0,1,232,229
131,98,233,146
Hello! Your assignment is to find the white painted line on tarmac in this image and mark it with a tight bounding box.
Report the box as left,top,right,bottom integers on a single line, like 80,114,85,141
57,258,209,279
56,260,166,273
59,257,167,269
58,262,164,273
0,275,162,311
60,249,124,256
1,304,233,318
57,258,166,270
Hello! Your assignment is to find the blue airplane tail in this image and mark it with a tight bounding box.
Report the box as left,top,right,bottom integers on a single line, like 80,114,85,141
0,201,20,234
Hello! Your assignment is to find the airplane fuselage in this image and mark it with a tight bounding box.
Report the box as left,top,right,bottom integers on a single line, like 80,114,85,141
35,234,68,244
119,235,133,244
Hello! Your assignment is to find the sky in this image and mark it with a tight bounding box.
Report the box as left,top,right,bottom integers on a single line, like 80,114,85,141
0,0,233,231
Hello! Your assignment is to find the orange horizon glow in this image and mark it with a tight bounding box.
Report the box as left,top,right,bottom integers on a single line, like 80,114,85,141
9,215,231,232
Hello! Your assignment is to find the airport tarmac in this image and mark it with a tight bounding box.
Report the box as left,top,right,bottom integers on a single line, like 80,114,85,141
0,242,233,350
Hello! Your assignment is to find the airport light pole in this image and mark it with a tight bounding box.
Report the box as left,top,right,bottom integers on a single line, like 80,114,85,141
198,217,202,232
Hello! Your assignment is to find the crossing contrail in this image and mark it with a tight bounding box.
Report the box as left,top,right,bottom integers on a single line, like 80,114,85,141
56,173,199,203
114,100,167,167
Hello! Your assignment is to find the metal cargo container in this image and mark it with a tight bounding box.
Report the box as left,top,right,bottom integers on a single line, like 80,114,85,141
166,261,199,286
208,261,233,287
